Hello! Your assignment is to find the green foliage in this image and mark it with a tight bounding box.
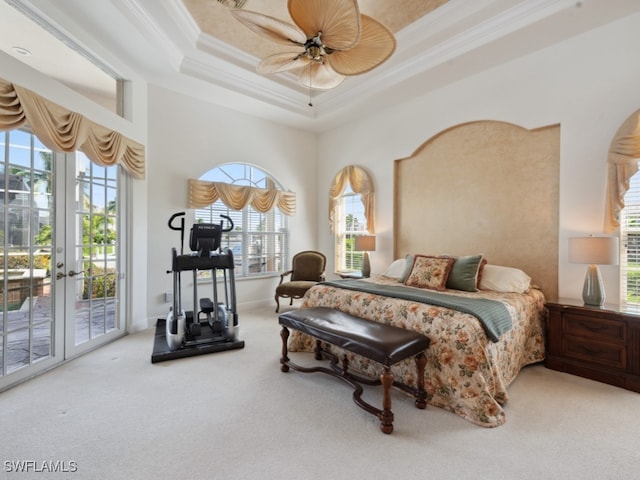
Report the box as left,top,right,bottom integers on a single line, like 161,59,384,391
35,224,52,246
7,253,50,270
626,269,640,303
82,214,116,256
82,264,116,299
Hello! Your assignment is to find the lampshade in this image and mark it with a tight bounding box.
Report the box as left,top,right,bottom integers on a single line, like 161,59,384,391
569,236,619,265
355,235,376,252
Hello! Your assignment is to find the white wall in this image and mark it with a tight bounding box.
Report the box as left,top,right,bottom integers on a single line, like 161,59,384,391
145,86,317,324
316,12,640,303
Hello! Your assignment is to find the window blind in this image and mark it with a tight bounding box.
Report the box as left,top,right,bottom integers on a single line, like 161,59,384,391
621,172,640,305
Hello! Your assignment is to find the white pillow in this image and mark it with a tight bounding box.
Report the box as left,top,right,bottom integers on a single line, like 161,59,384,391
478,264,531,293
382,259,407,279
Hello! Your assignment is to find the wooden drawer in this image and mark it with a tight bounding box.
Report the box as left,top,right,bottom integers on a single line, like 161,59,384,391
563,312,626,343
545,300,640,392
562,335,626,369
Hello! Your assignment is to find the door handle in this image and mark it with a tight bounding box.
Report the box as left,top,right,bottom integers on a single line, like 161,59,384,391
56,270,86,279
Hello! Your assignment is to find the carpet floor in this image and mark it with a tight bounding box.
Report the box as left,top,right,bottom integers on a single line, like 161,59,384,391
1,304,640,480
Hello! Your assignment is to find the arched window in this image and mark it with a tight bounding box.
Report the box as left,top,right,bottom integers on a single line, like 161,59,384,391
329,165,375,275
194,163,289,278
605,108,640,306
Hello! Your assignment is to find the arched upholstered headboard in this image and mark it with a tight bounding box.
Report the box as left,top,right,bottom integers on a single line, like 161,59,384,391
394,121,560,299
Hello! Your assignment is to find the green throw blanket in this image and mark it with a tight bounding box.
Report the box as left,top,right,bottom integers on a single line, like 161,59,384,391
321,279,512,342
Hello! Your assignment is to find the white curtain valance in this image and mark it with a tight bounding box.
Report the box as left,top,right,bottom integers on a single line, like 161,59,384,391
605,108,640,233
0,77,145,179
329,165,375,234
188,179,296,216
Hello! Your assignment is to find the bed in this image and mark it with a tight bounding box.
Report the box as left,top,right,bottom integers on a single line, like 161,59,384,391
289,259,546,427
291,120,561,427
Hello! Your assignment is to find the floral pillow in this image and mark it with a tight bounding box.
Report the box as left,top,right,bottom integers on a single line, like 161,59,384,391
404,254,455,291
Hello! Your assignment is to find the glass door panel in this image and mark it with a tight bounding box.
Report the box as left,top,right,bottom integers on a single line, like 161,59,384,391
0,130,56,385
64,154,121,357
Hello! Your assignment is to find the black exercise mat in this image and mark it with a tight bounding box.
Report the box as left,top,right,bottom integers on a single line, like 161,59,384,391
151,318,244,363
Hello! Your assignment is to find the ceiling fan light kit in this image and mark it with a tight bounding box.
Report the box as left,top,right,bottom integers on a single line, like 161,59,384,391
217,0,248,8
231,0,396,99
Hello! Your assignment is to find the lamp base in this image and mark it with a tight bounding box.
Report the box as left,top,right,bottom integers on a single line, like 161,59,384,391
361,252,371,278
582,264,605,306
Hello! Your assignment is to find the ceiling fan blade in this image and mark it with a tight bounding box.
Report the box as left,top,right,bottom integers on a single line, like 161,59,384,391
328,15,396,76
231,9,306,46
258,53,310,74
288,0,360,51
298,62,345,90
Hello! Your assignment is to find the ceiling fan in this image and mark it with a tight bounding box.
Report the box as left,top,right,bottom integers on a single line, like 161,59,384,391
231,0,396,97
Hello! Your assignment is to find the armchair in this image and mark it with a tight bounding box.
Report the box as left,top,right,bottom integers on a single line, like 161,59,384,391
275,250,326,312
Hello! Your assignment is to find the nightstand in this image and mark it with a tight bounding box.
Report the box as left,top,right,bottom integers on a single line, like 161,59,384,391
545,299,640,392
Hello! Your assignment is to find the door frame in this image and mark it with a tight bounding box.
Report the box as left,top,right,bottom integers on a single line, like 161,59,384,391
0,144,128,392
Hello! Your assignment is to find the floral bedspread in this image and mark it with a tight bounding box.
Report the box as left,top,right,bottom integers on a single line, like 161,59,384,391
288,275,546,427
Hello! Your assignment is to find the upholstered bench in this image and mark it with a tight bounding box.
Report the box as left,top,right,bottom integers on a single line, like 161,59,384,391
278,307,430,434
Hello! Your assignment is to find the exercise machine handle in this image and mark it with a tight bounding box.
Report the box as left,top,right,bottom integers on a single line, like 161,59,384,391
220,215,234,232
168,212,185,255
168,211,186,231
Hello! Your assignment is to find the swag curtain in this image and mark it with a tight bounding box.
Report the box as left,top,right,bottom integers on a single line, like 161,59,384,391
188,179,296,215
0,77,145,179
605,108,640,232
329,165,375,234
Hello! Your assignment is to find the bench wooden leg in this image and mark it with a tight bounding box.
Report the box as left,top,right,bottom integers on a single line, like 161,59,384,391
380,367,395,434
414,352,427,409
314,339,323,361
280,326,290,372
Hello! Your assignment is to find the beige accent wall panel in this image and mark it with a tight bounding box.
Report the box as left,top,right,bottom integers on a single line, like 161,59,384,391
394,121,559,298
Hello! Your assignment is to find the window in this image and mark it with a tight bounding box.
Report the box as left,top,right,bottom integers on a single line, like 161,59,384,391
5,2,123,115
194,164,288,278
333,185,367,273
621,171,640,306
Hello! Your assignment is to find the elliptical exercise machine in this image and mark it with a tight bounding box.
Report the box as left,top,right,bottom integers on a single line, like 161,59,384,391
157,211,244,360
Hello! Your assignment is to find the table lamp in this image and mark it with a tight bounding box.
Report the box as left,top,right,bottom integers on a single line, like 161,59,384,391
355,235,376,278
569,236,619,306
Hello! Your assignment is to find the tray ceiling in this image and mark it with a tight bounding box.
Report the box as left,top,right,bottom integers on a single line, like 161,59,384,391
2,0,640,131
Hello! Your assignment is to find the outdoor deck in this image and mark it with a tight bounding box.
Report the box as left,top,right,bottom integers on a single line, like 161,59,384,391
0,294,116,375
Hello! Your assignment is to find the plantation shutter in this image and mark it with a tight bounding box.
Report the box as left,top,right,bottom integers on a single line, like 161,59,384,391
621,173,640,306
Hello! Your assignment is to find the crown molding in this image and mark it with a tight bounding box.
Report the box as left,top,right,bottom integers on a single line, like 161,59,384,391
180,55,315,118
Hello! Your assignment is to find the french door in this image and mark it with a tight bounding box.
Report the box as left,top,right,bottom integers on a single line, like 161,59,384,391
0,129,125,391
